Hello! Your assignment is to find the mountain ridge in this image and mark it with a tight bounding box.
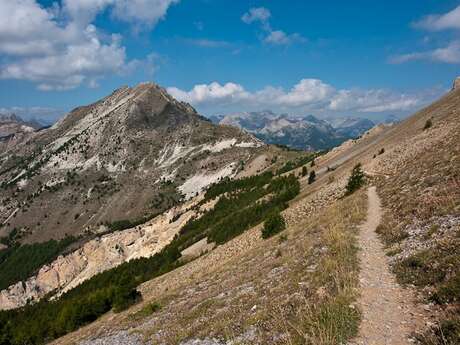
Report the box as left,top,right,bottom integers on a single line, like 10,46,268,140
0,82,273,245
212,111,376,150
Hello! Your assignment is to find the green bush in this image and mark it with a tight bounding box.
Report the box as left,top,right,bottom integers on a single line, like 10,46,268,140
261,212,286,239
345,164,365,195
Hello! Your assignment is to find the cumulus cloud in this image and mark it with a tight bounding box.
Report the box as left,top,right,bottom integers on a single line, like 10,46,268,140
168,78,429,114
111,0,179,29
413,5,460,31
0,0,177,90
241,7,305,45
168,82,251,105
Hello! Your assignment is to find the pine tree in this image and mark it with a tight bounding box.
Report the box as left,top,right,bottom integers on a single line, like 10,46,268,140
308,170,316,184
301,166,308,177
345,163,365,195
261,212,286,239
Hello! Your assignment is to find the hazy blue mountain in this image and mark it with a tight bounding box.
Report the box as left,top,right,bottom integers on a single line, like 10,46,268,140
215,111,375,150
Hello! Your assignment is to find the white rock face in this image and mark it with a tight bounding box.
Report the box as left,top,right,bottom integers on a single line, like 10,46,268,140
0,196,216,310
179,163,236,199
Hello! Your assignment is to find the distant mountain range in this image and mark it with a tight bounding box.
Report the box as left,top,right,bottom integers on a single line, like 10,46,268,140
209,111,380,150
0,113,46,140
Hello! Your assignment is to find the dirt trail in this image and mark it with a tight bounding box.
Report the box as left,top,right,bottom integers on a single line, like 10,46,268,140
351,186,427,345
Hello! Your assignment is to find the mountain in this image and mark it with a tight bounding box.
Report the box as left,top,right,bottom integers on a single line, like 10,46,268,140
1,79,459,345
326,116,375,138
0,113,47,154
214,111,375,150
0,83,269,245
0,113,41,137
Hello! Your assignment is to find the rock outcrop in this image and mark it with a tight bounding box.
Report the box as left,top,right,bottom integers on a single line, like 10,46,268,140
454,77,460,90
0,196,217,310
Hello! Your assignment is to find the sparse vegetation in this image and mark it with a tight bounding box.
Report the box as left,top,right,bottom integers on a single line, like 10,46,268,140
134,302,161,319
276,154,316,175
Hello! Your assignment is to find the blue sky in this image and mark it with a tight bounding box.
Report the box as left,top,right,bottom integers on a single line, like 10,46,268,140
0,0,459,122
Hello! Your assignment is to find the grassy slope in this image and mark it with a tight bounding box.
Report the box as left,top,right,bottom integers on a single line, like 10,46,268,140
53,187,367,345
375,89,460,344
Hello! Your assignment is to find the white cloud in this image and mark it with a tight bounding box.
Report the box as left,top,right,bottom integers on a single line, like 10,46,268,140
264,30,306,45
241,6,305,46
393,6,460,65
168,78,430,114
0,0,177,90
390,40,460,65
184,38,231,48
413,5,460,31
329,89,420,112
241,7,271,25
168,82,250,105
111,0,179,28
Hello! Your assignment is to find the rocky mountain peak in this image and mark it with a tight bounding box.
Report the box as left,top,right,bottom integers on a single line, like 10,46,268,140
0,82,264,245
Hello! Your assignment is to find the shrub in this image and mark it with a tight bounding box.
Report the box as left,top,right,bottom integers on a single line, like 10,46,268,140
345,164,365,195
136,302,161,318
308,170,316,184
112,285,141,313
423,119,433,130
301,166,308,177
261,212,286,239
378,148,385,155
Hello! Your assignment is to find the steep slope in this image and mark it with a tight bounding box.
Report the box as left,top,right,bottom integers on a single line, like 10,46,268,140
1,80,458,345
40,81,459,345
0,83,265,244
217,111,374,150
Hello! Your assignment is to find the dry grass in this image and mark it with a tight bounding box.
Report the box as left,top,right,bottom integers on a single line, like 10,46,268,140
271,193,365,345
374,92,460,345
63,189,367,345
